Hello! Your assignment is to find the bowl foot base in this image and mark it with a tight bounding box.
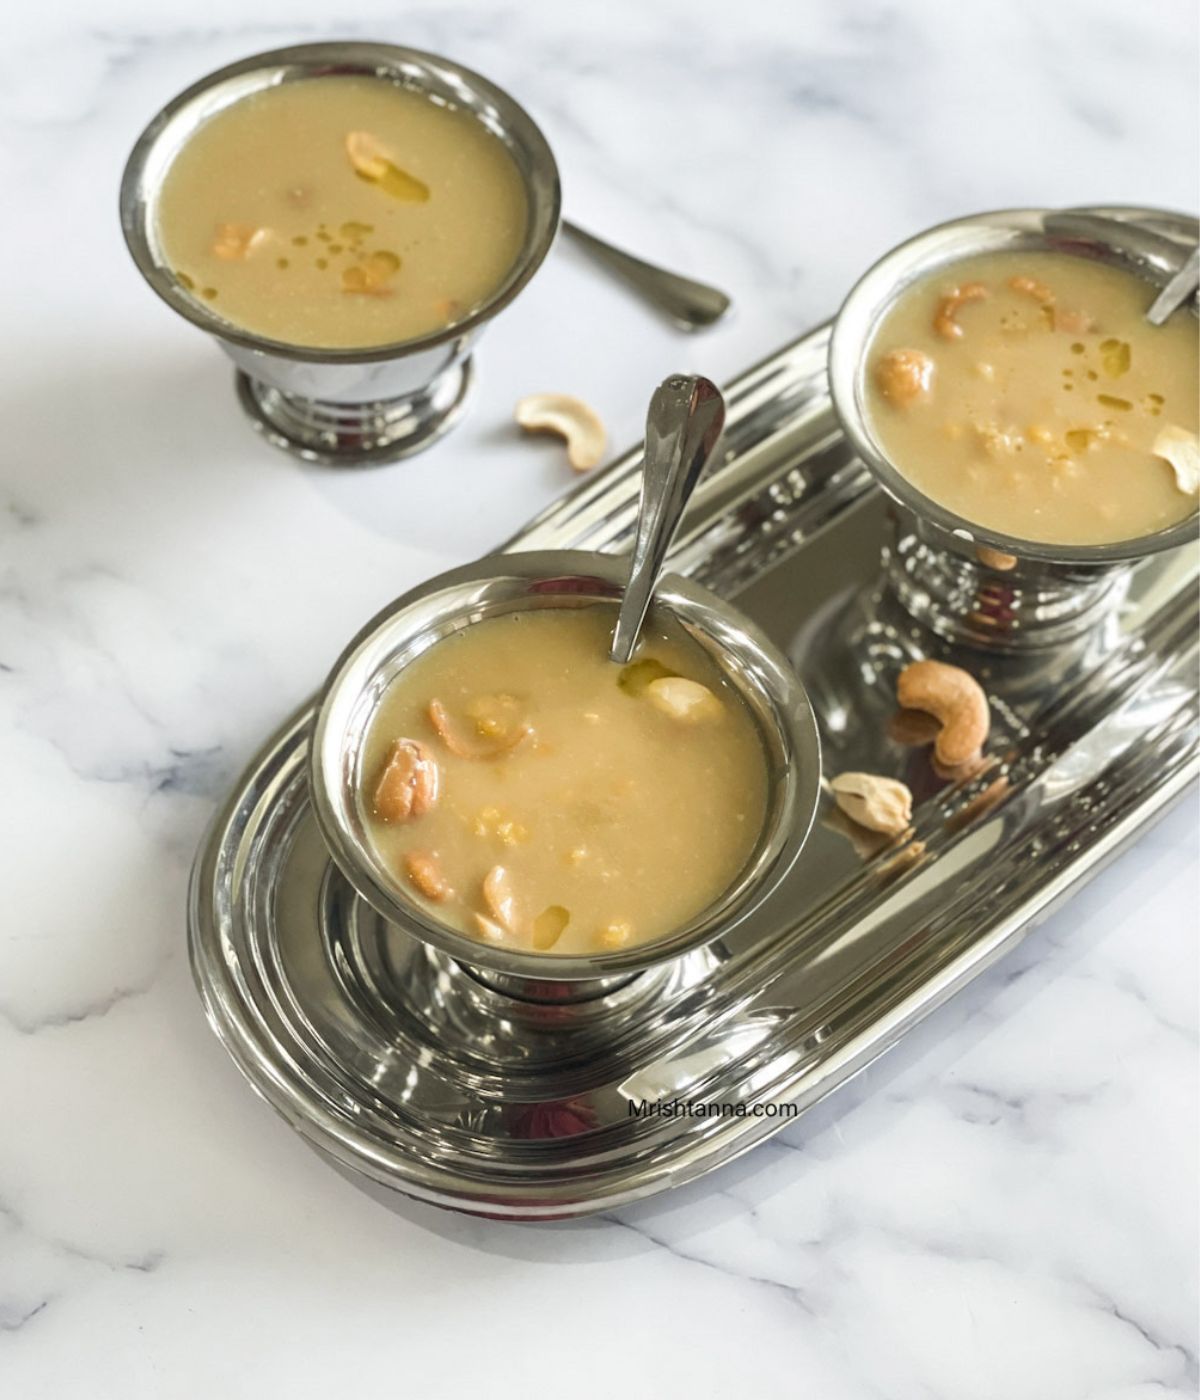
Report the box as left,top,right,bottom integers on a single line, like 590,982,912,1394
234,358,474,467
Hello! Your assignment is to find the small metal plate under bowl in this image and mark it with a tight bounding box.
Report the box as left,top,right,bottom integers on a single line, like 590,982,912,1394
191,209,1199,1220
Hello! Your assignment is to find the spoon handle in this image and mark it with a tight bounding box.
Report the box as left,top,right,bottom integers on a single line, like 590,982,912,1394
1146,247,1200,326
563,221,732,331
609,375,726,665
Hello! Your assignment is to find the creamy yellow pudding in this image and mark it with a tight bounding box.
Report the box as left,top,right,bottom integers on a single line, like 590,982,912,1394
157,76,528,348
866,251,1199,545
360,607,770,955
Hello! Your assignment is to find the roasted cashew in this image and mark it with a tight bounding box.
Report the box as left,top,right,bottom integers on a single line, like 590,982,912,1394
531,905,570,951
514,394,607,471
212,223,272,261
345,131,430,201
896,660,990,769
1053,307,1093,334
428,698,532,759
829,772,913,837
645,676,723,723
473,913,507,943
975,545,1018,572
404,850,451,901
1007,274,1055,305
373,739,440,822
874,348,935,406
933,282,989,340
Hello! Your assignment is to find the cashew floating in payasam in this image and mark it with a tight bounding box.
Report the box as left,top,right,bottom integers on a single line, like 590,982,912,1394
404,850,451,902
373,739,440,823
514,394,607,471
531,905,570,951
645,676,723,723
1152,425,1200,496
896,659,990,771
933,282,989,340
875,348,935,406
344,131,430,201
829,772,913,837
473,913,507,944
428,698,532,759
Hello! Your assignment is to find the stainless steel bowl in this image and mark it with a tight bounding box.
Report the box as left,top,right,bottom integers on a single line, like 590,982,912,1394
120,41,562,466
309,550,822,989
828,207,1199,648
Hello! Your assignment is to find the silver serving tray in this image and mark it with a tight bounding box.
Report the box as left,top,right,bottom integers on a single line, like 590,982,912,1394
190,217,1199,1220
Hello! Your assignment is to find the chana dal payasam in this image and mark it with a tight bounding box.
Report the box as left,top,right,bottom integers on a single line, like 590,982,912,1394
360,607,770,955
867,251,1199,545
156,76,528,348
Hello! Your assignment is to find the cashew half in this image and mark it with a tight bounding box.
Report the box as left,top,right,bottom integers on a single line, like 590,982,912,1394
896,659,990,770
875,348,935,407
933,282,989,340
482,865,519,933
1152,425,1200,496
830,772,913,837
976,545,1018,571
1007,274,1055,305
532,905,570,951
403,850,451,901
373,739,440,822
645,676,723,723
428,698,532,759
515,394,607,471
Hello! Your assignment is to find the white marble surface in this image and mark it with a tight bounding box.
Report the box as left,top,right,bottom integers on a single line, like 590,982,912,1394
2,1,1197,1395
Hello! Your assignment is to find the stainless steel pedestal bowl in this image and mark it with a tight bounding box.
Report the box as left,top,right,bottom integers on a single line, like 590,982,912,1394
309,550,822,1002
120,41,561,466
829,207,1199,651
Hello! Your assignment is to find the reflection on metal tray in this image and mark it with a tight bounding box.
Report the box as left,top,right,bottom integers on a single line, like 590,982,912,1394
190,212,1199,1221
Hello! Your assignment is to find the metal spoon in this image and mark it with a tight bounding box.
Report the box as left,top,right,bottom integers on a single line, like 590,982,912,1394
1146,247,1200,325
1043,210,1199,325
610,374,726,664
564,221,732,331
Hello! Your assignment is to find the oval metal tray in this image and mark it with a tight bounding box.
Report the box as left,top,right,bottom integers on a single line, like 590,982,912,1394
190,210,1199,1219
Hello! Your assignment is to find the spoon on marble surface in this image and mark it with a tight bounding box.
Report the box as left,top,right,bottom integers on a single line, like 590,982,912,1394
610,373,726,664
563,221,732,331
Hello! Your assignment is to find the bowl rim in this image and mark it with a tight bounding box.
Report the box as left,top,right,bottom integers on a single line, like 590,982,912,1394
828,205,1200,565
308,549,822,981
119,40,563,364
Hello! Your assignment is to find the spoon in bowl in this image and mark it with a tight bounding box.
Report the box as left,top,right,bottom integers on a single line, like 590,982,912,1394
610,374,727,664
1146,247,1200,326
564,222,733,331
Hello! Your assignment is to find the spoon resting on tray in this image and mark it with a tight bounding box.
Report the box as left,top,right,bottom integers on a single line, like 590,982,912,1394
610,374,727,665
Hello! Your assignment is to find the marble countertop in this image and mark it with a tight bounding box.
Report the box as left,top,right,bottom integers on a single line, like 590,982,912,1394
3,1,1197,1395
